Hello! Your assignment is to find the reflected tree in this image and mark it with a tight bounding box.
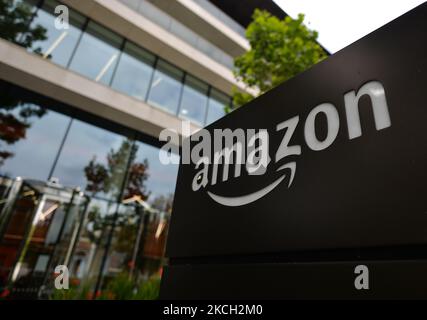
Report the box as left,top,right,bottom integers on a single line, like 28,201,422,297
0,0,48,167
0,0,47,52
0,95,47,167
84,157,109,195
113,207,138,253
123,158,150,201
84,140,151,247
84,139,151,201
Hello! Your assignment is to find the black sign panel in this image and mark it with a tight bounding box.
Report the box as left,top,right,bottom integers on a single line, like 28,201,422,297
166,3,427,260
161,260,427,299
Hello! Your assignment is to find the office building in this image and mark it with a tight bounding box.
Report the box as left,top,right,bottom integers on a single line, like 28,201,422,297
0,0,287,299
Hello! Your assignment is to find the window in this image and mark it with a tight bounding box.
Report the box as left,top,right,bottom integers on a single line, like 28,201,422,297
0,81,184,299
147,59,183,114
30,0,86,67
0,1,233,127
51,119,132,201
100,204,142,284
179,75,208,125
111,41,155,101
124,141,179,205
206,89,229,125
69,21,122,85
0,97,71,180
101,203,168,289
69,198,117,283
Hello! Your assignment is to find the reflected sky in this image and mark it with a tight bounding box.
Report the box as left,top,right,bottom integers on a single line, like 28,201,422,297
7,0,231,127
134,142,179,203
111,42,155,101
0,98,180,205
51,119,127,196
69,22,122,85
179,76,208,125
30,0,86,67
206,89,228,125
147,60,183,114
0,106,70,180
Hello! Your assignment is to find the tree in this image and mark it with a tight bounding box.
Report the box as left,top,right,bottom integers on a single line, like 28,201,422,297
83,140,151,245
84,139,151,201
84,157,109,195
0,0,48,167
231,10,327,110
83,140,150,254
0,0,47,52
105,139,135,199
0,92,48,167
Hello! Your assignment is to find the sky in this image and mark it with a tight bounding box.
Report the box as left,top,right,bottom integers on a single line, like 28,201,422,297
274,0,426,53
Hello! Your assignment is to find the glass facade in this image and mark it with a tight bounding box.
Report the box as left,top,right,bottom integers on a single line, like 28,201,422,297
207,88,231,125
190,0,246,37
179,75,209,125
0,80,179,299
2,0,229,126
111,42,155,101
29,0,86,67
0,103,70,180
118,0,236,69
0,0,238,300
51,119,131,201
69,21,122,85
147,59,184,114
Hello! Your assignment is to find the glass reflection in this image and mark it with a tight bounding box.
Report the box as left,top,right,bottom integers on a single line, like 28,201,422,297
0,81,183,299
206,88,229,125
100,204,141,288
30,0,86,67
111,41,155,101
0,180,87,299
0,1,232,127
0,92,70,180
128,141,179,205
51,120,131,200
60,198,117,299
0,0,43,49
147,60,183,114
99,203,167,300
0,1,233,127
179,75,208,125
69,21,122,85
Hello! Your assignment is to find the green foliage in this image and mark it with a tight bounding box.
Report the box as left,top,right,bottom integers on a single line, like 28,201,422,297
109,276,159,300
0,0,47,51
50,275,161,300
0,0,48,166
0,88,47,166
99,274,161,300
100,273,135,300
50,280,94,300
132,277,161,300
84,139,150,200
232,10,327,109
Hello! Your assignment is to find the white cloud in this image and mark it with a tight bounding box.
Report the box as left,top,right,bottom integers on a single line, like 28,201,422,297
274,0,426,53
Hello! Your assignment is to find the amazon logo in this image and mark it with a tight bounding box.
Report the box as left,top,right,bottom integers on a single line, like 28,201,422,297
160,81,391,207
